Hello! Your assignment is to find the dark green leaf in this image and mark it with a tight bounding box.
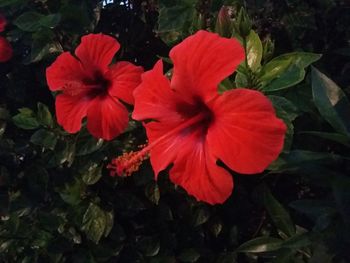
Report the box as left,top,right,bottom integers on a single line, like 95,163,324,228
30,129,57,150
289,199,337,222
103,211,114,238
81,163,103,185
269,150,341,172
76,131,104,156
81,203,107,244
145,182,160,205
262,186,296,237
59,179,84,205
29,29,57,63
39,14,61,28
237,237,283,253
158,0,196,32
12,108,40,130
137,236,160,257
14,12,44,32
311,67,350,136
332,176,350,224
178,248,200,262
192,206,210,226
45,139,76,167
14,12,61,32
268,96,299,121
37,103,53,128
0,0,26,7
234,72,248,87
281,233,312,249
219,78,234,92
299,131,350,146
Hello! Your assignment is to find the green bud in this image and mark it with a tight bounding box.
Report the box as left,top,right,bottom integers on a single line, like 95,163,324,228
233,8,252,38
191,13,206,32
215,6,233,38
262,37,275,62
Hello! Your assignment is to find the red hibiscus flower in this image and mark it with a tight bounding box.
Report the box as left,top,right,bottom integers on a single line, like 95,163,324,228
109,30,286,204
0,37,12,62
0,15,12,63
0,15,7,32
46,33,143,140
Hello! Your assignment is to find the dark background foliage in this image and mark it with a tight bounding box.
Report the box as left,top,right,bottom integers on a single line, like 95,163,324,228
0,0,350,262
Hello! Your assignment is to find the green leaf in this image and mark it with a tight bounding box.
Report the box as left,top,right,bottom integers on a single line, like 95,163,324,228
30,129,57,150
269,150,341,172
81,163,103,185
59,179,84,205
14,12,44,32
332,176,350,224
218,78,234,93
45,139,76,167
76,131,104,156
37,103,54,128
237,237,283,253
192,206,210,226
145,182,160,205
234,72,248,88
39,14,61,28
289,199,337,222
299,131,350,146
0,0,26,7
259,52,321,92
268,96,297,152
103,211,114,238
158,0,196,33
29,29,56,63
178,248,200,262
14,12,61,32
268,96,299,122
311,67,350,136
243,30,263,71
136,236,160,257
81,203,108,244
12,108,40,130
262,186,296,237
281,233,312,249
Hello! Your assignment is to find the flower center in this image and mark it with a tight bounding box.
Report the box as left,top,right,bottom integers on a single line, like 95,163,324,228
108,109,211,177
82,70,112,95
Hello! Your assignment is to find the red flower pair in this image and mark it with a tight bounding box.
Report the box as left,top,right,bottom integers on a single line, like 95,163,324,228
47,31,286,204
0,15,13,63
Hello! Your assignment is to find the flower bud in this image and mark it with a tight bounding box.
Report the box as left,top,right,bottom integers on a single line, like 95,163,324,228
0,37,13,62
215,6,233,38
233,8,252,38
192,13,206,32
262,37,274,62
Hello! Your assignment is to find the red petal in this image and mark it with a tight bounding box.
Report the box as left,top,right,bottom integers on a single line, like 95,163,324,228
55,94,92,133
75,33,120,73
86,95,129,140
0,37,12,62
46,52,86,92
107,61,143,105
169,30,244,102
145,121,233,204
207,89,287,174
170,143,234,205
132,60,182,123
0,15,7,32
